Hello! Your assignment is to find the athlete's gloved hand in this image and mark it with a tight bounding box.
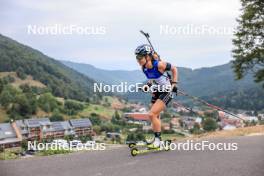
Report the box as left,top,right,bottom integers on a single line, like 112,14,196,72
141,81,152,92
146,81,152,87
171,83,178,96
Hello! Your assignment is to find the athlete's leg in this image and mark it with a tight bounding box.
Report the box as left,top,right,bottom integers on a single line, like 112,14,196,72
149,99,165,133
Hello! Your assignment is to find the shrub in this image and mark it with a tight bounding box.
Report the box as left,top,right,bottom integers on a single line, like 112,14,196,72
203,118,218,132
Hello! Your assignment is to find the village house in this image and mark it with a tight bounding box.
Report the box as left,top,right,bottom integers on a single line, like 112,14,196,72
172,102,190,113
128,103,147,113
124,113,150,126
218,111,244,129
69,119,93,137
51,121,75,138
15,120,29,139
180,116,202,130
23,118,53,140
0,121,22,150
0,118,93,149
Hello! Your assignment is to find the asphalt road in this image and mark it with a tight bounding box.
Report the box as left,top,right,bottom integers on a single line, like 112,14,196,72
1,135,264,176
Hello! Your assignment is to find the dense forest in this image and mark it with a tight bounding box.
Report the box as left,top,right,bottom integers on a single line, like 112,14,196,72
203,87,264,111
0,34,99,102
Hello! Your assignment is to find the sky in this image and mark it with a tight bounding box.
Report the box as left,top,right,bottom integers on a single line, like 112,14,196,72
0,0,242,70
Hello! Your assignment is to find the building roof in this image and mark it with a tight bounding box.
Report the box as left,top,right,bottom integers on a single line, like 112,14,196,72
24,118,51,127
124,113,149,121
69,119,92,128
52,121,73,131
0,123,21,145
0,123,17,139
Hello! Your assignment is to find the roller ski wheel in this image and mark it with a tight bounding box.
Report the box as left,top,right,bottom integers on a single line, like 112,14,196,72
131,148,138,157
128,143,136,148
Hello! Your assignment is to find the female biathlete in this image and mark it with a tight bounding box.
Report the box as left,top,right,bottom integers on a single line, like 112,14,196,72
135,44,178,148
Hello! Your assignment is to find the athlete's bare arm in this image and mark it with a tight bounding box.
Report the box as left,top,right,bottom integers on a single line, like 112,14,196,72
158,61,178,84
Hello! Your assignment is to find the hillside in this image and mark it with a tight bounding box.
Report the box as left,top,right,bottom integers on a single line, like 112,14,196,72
0,34,98,101
204,86,264,111
0,71,123,122
61,61,258,96
61,60,145,85
0,72,46,88
179,63,257,97
61,60,263,110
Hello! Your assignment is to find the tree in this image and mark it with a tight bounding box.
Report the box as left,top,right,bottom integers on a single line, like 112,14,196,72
19,84,32,93
111,110,120,124
8,93,37,118
0,79,3,93
64,100,84,115
38,93,59,112
2,75,15,83
93,125,102,135
101,123,120,133
50,109,64,122
190,122,202,134
203,118,218,132
232,0,264,86
79,135,92,143
0,85,19,108
64,135,74,142
89,114,102,126
16,67,27,80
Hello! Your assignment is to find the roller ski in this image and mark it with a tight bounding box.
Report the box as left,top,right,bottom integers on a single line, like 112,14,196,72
128,140,151,148
130,138,172,157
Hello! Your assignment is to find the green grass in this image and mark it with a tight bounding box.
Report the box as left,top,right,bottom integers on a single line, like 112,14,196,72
0,151,18,160
37,148,71,156
78,95,125,120
0,148,21,160
79,104,116,120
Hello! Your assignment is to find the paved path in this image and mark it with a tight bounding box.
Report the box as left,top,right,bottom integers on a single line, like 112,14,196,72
1,136,264,176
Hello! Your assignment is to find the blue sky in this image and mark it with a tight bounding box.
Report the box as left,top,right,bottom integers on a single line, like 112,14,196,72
0,0,241,70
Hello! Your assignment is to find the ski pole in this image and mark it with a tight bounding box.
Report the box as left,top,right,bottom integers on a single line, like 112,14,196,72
177,90,246,122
